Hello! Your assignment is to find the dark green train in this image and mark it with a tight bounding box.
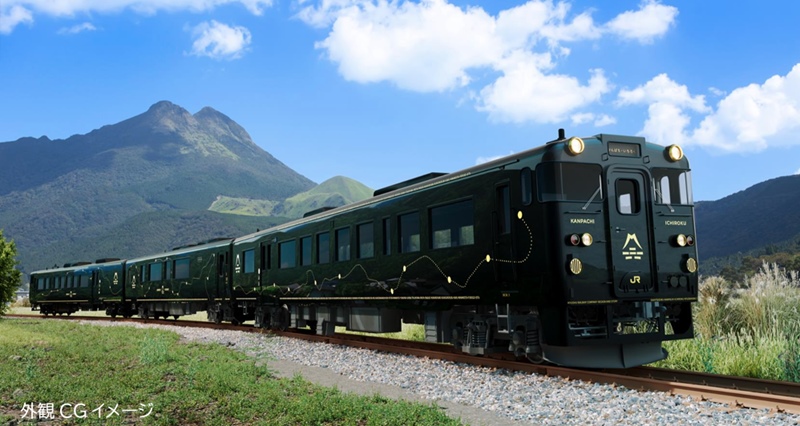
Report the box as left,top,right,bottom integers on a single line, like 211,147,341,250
30,131,699,368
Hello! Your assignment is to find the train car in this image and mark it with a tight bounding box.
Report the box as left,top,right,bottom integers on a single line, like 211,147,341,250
123,238,233,321
30,259,124,316
224,131,698,368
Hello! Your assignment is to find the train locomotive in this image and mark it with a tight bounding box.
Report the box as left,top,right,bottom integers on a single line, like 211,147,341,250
30,131,699,368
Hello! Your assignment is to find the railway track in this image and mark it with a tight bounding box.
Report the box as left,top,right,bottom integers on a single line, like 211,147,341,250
10,313,800,414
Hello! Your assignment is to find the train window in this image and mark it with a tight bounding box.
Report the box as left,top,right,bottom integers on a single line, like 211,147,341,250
279,240,297,269
37,277,44,290
537,163,603,202
166,260,174,280
430,200,475,249
616,179,640,215
496,185,511,235
244,249,255,273
336,227,351,261
383,218,391,255
142,265,149,283
653,168,693,205
358,222,374,259
317,232,330,264
521,168,532,206
175,259,190,279
399,212,420,253
150,263,163,282
300,237,312,266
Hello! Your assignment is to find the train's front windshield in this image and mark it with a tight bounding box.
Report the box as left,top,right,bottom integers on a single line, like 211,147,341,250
537,163,603,203
652,168,693,205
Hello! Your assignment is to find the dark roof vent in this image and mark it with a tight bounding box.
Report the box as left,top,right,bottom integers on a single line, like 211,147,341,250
95,258,120,264
373,172,447,197
303,206,337,218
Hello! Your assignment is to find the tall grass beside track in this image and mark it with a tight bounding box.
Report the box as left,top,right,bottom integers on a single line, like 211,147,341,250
0,319,461,425
655,263,800,382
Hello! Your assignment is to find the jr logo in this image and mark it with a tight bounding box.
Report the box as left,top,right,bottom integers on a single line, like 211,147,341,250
629,275,641,285
622,233,644,260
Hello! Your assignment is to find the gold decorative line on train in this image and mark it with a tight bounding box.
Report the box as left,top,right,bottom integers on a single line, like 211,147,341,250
254,211,534,297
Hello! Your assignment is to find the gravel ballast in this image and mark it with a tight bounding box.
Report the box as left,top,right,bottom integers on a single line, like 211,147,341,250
84,321,800,425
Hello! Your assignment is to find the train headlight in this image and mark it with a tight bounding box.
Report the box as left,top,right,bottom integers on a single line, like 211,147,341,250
686,235,694,246
569,258,583,275
569,234,581,246
666,144,684,161
580,233,593,247
566,137,585,155
685,257,698,273
675,234,687,247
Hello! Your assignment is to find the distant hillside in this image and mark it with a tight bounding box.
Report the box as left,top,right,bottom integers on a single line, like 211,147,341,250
0,101,316,273
695,175,800,260
209,176,374,218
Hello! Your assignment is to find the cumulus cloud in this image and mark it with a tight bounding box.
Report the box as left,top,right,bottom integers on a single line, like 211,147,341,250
0,4,33,34
57,22,96,35
617,64,800,152
0,1,273,34
298,0,677,125
605,0,678,43
189,20,251,60
571,112,616,127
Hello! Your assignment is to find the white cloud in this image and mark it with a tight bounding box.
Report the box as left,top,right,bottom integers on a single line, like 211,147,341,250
476,151,514,165
299,1,677,125
479,54,611,123
0,1,273,34
57,22,96,35
605,0,678,43
571,112,615,127
0,4,33,34
796,168,800,175
189,20,251,60
617,64,800,153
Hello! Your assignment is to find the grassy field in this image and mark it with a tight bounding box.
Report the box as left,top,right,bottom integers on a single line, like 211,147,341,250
654,263,800,382
0,319,461,425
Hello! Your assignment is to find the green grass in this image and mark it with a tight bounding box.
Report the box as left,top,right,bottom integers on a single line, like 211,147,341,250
0,319,461,425
653,263,800,382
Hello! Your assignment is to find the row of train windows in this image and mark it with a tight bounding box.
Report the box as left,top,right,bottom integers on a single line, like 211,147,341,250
141,258,191,282
240,199,475,272
36,275,90,290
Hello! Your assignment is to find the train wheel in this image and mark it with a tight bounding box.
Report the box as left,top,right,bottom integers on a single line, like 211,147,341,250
173,315,180,321
526,352,544,364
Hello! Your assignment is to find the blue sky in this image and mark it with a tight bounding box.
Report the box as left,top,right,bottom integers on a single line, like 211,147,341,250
1,1,799,202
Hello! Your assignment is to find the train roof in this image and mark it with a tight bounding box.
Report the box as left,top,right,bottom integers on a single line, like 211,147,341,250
233,137,558,244
125,237,235,263
234,131,689,245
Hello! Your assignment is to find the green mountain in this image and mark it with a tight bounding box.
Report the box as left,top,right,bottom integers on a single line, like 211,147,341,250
694,174,800,276
0,101,317,274
209,176,374,218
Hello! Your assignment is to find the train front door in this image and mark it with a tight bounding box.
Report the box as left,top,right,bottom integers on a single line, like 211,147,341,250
607,168,655,297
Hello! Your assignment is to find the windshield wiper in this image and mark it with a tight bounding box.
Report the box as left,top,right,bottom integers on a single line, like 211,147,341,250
581,176,603,210
653,184,675,213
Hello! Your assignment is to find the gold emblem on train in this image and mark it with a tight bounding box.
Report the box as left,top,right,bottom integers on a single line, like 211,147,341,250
622,233,644,260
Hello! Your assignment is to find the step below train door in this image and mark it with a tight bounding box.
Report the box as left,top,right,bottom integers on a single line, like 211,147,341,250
607,167,655,298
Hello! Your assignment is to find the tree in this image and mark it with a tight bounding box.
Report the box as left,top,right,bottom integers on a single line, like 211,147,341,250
0,229,22,316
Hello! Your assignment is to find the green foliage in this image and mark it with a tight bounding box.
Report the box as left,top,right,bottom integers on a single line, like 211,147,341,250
0,230,22,316
0,320,460,425
654,263,800,382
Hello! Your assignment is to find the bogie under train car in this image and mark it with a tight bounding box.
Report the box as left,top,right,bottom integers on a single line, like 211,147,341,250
31,132,699,368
